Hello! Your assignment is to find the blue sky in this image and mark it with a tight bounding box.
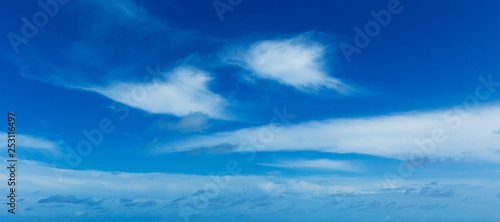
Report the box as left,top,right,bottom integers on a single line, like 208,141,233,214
2,0,500,221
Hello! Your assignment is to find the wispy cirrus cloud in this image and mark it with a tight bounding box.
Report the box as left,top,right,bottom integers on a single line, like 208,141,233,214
4,157,400,204
14,0,228,120
4,157,499,220
260,159,362,172
87,67,229,119
0,132,60,151
154,103,500,163
228,34,354,94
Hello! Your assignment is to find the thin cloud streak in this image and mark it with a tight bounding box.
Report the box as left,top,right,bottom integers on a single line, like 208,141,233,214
155,104,500,163
260,159,363,172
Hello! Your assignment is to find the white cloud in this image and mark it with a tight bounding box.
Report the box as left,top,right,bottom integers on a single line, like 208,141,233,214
155,104,500,163
1,158,385,199
3,157,499,218
233,34,353,93
88,67,229,119
260,159,362,172
12,158,495,198
0,132,59,150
